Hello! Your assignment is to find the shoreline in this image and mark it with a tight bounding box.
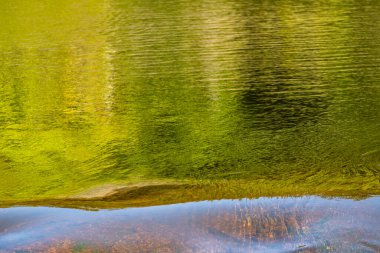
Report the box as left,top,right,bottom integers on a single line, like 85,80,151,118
1,178,378,210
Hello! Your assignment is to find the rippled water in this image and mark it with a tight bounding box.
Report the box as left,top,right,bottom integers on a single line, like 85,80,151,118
0,0,380,200
1,1,380,251
1,197,380,252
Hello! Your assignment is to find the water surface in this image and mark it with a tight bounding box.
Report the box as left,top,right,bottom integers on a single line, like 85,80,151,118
0,0,379,200
1,197,380,252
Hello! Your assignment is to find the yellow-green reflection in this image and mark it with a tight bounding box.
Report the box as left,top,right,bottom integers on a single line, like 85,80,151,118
0,0,379,202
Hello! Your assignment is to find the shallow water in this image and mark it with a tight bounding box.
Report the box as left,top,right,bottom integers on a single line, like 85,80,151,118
1,197,380,252
1,1,380,251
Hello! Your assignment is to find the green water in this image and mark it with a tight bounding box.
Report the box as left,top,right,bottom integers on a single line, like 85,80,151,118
0,0,379,201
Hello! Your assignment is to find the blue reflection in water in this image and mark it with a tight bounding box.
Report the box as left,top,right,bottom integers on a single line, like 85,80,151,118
1,197,380,252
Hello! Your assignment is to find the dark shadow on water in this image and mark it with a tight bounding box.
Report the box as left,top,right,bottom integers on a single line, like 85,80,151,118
239,66,330,131
1,196,380,252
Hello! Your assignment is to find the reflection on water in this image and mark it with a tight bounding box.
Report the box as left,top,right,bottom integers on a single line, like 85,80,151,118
0,0,380,199
1,197,380,252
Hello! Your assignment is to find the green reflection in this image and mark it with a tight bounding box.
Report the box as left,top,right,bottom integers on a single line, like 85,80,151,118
0,0,379,202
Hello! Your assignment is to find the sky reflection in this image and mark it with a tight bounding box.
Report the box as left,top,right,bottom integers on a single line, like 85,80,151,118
1,196,380,252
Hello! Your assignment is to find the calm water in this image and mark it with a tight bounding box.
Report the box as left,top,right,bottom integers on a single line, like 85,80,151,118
1,197,380,252
0,0,380,200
